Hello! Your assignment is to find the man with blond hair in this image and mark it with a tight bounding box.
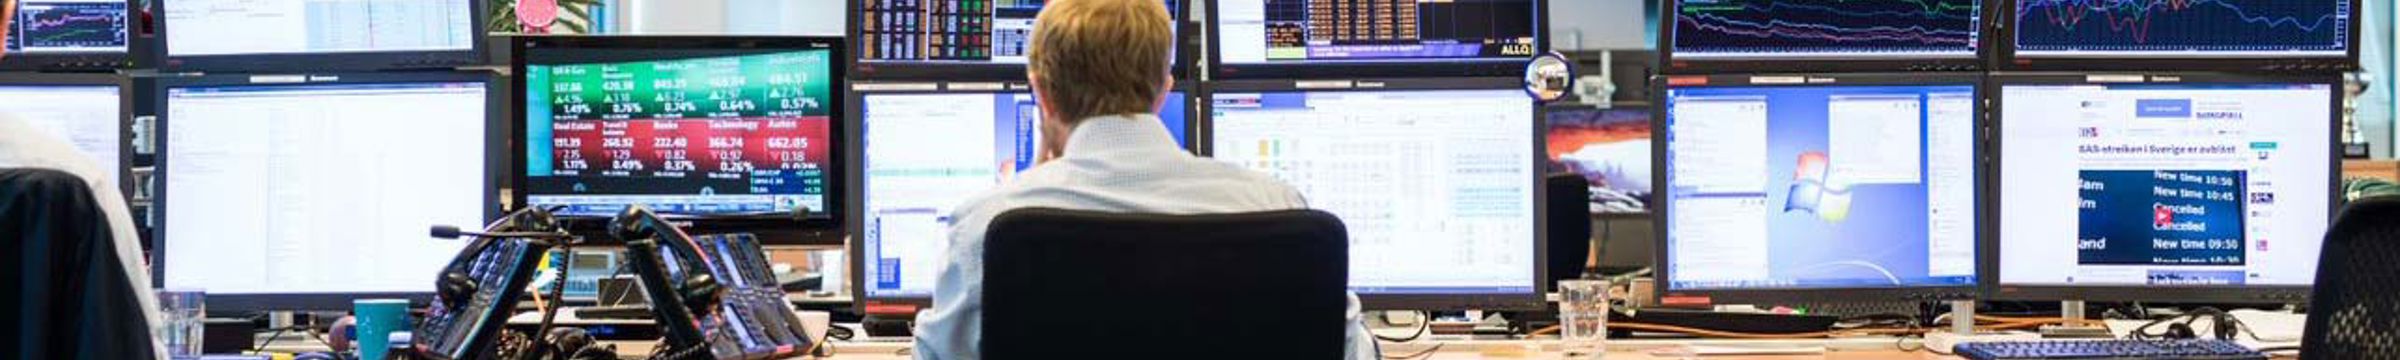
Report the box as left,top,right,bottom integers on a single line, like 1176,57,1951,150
909,0,1379,358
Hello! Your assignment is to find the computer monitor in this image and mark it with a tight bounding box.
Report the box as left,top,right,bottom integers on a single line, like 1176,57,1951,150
1991,73,2338,303
1545,106,1650,214
156,0,485,71
0,73,129,195
1654,73,1982,304
850,0,1191,79
515,36,847,244
153,72,498,311
1,0,132,71
1998,0,2358,71
1205,0,1543,79
1205,78,1545,310
846,85,1193,304
1659,0,1982,73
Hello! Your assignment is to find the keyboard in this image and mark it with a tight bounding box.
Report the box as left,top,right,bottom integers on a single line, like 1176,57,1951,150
1954,339,2267,360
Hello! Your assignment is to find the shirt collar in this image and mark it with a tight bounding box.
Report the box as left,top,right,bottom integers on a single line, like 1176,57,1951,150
1061,113,1181,157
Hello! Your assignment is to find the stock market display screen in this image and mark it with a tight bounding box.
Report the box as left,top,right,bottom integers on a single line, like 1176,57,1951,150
2012,0,2351,58
1214,0,1538,64
523,49,838,218
856,0,1179,64
1668,0,1981,60
3,0,130,55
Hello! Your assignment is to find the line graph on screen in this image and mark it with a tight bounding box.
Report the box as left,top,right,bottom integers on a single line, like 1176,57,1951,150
1671,0,1981,58
15,2,128,49
2014,0,2349,54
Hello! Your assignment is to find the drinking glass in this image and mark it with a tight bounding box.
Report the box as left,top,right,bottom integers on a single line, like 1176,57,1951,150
1557,279,1610,359
156,288,205,359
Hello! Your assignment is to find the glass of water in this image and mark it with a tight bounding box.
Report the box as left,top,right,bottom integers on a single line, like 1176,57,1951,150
1557,279,1610,359
156,288,205,359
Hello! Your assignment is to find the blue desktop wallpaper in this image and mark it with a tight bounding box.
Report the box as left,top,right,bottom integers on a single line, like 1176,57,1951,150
1666,84,1977,290
985,91,1190,173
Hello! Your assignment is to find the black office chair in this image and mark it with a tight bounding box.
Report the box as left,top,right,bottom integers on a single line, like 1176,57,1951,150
2302,195,2400,360
981,208,1349,359
1547,173,1595,290
0,168,160,360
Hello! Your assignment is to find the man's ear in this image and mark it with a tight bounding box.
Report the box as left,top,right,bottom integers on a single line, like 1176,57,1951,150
1155,74,1175,113
1028,74,1057,122
0,0,17,60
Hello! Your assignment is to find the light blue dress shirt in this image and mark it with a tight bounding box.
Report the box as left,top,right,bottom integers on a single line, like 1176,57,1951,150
911,113,1381,360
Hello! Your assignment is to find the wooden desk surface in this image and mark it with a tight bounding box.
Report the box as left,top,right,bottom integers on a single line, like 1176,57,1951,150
2347,159,2400,182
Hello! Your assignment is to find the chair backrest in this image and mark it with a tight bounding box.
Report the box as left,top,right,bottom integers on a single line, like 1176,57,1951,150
0,168,158,360
2303,196,2400,360
981,208,1349,359
1547,173,1593,291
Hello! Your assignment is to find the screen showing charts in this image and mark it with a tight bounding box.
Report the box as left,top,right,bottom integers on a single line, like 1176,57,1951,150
1660,83,1979,291
857,91,1188,298
1998,83,2333,287
1546,107,1651,214
857,0,1177,64
1214,0,1539,64
0,85,120,176
1669,0,1981,59
2013,0,2351,57
3,0,129,54
1208,89,1538,294
161,81,485,295
163,0,476,56
523,50,839,218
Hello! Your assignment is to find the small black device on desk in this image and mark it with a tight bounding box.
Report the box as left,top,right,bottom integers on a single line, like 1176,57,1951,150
1953,339,2267,360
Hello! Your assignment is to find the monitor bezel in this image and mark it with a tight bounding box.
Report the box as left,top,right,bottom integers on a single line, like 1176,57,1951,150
1981,72,2342,304
149,71,504,312
842,0,1196,81
1650,72,1988,305
0,73,134,198
1201,0,1549,80
0,0,136,71
1654,0,1989,74
1989,0,2361,72
842,81,1200,311
1198,77,1550,311
150,0,489,72
509,35,851,246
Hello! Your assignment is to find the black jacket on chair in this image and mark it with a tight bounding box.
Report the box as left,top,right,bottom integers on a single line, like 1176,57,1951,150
0,168,159,360
980,208,1350,360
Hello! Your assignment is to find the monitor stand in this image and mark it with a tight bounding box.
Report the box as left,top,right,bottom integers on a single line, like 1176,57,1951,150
2039,300,2113,338
1924,300,2040,352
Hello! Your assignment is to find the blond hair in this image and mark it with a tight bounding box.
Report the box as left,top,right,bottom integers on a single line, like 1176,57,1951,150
1028,0,1174,124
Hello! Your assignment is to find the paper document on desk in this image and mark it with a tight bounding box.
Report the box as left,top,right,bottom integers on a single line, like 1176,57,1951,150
1653,344,1828,356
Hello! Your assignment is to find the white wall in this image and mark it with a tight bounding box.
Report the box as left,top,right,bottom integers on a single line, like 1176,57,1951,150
1549,0,1652,51
726,0,846,36
619,0,842,35
623,0,730,34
